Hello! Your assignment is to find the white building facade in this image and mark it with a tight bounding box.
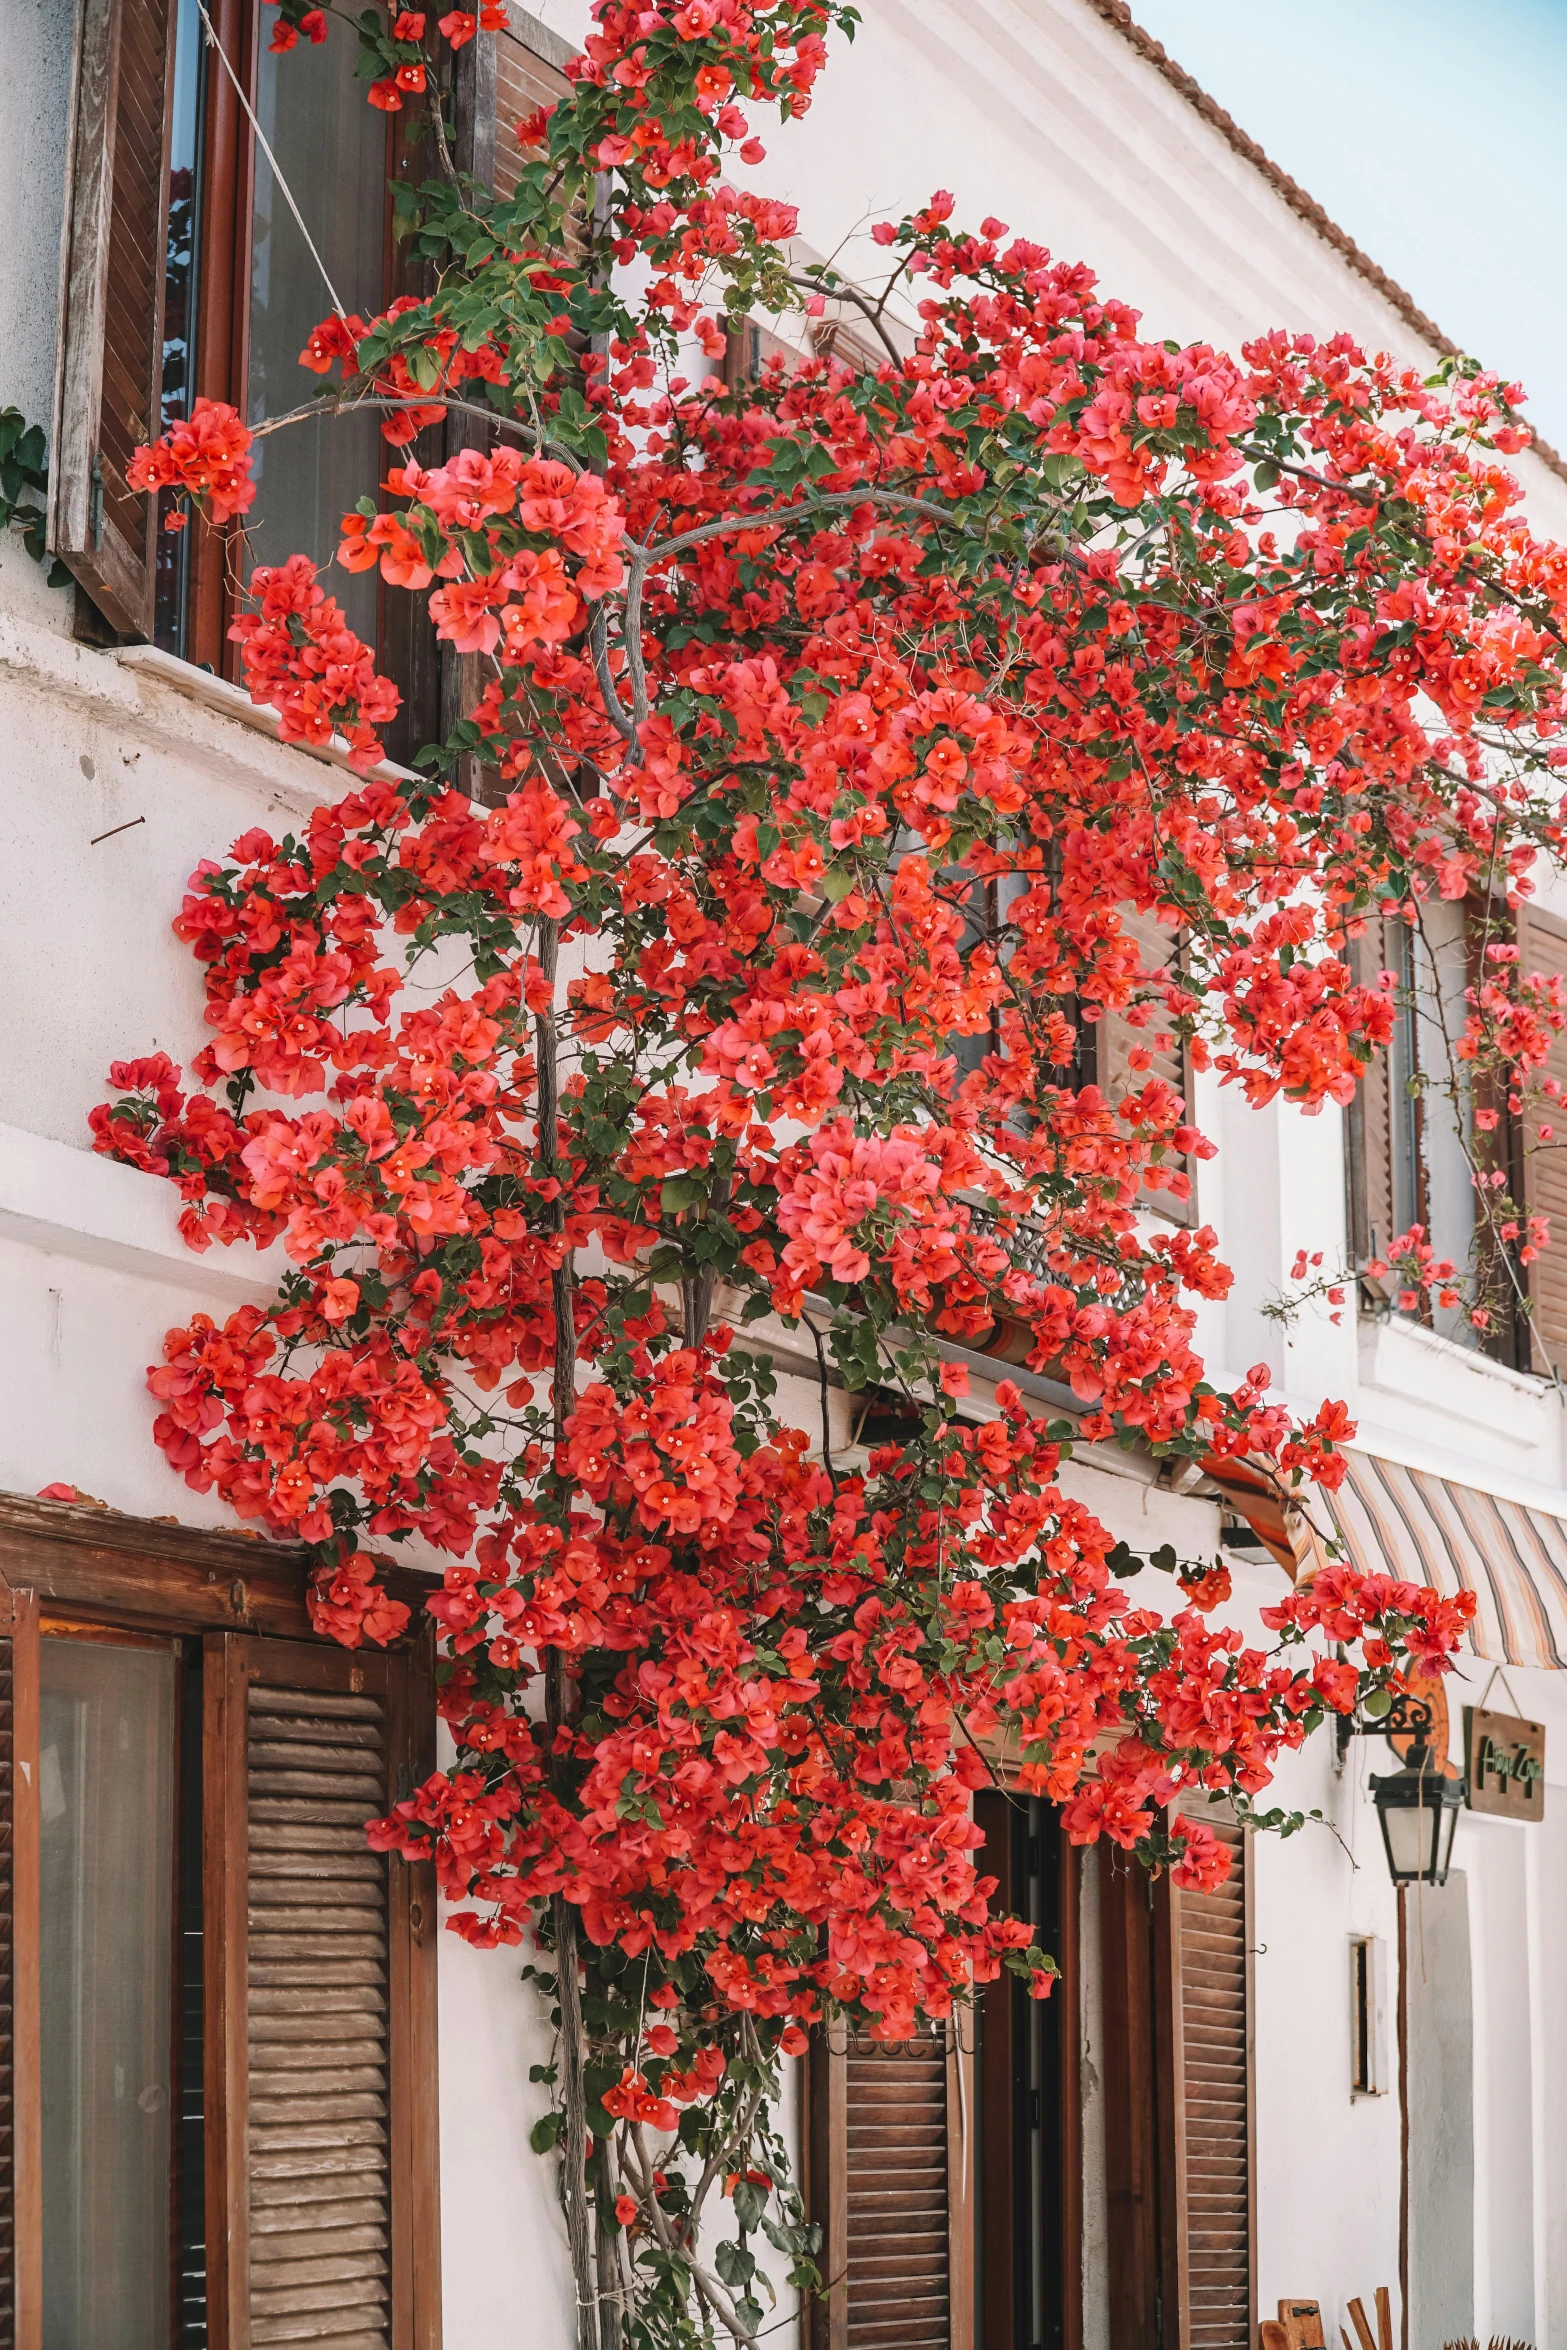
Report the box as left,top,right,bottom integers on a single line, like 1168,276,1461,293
3,2,1567,2347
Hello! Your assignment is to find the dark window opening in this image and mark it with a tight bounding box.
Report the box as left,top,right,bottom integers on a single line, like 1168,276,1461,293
974,1793,1069,2350
153,0,207,659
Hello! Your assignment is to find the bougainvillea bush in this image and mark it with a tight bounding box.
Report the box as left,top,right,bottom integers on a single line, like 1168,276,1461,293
93,0,1567,2338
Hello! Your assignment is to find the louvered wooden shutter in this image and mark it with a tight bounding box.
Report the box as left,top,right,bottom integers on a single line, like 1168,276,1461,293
52,0,179,636
493,14,602,269
2,1588,41,2350
1171,1810,1253,2350
1517,906,1567,1369
1091,908,1195,1227
1099,1818,1252,2350
205,1633,439,2350
808,314,889,378
493,18,571,201
809,2021,972,2350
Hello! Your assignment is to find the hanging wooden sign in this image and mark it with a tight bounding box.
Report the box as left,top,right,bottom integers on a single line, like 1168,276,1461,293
1464,1707,1546,1820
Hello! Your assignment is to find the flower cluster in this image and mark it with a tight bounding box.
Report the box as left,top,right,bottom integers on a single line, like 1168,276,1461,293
125,397,255,528
227,555,400,771
265,0,508,107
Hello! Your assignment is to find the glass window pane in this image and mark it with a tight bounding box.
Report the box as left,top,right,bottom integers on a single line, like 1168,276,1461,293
153,0,207,658
246,33,388,645
40,1639,177,2350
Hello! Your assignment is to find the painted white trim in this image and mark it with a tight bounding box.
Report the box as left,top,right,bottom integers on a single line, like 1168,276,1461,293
0,1119,285,1303
114,642,421,787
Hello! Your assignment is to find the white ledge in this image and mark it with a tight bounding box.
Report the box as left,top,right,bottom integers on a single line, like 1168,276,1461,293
1355,1310,1561,1482
0,1121,287,1304
0,602,404,820
113,643,421,788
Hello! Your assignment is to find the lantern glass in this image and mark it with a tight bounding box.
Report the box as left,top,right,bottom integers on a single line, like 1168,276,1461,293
1371,1751,1462,1886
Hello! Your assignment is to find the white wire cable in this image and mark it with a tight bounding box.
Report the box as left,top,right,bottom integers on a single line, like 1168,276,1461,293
193,0,349,320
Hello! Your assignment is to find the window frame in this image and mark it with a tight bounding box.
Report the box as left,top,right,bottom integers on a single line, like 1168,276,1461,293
1345,904,1532,1370
1077,907,1198,1232
0,1489,440,2350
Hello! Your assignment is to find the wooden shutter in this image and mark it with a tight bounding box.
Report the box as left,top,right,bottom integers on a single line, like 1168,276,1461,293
205,1633,439,2350
52,0,179,636
2,1590,40,2350
1090,908,1194,1227
1517,906,1567,1369
493,12,574,203
1171,1813,1253,2350
809,2020,972,2350
809,313,891,378
1099,1817,1253,2350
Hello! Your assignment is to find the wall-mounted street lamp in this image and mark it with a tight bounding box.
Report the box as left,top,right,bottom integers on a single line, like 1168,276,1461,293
1340,1689,1463,1888
1369,1737,1463,1887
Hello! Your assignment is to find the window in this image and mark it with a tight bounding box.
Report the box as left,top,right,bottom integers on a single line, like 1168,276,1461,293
39,1628,185,2346
1516,903,1567,1373
1346,907,1525,1362
53,0,404,669
52,0,575,766
973,1797,1077,2350
0,1497,439,2349
1348,1935,1387,2099
806,1797,1079,2350
1078,908,1197,1229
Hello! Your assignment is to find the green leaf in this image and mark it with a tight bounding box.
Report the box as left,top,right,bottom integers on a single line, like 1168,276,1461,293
529,2110,564,2153
733,2179,768,2232
715,2239,757,2289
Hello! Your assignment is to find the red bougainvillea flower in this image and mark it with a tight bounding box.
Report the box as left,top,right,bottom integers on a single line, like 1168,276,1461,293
127,398,256,523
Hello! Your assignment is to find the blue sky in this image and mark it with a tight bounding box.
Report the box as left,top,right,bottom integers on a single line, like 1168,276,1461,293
1124,0,1567,451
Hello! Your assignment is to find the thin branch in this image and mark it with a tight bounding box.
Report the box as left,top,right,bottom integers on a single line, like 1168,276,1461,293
637,485,964,569
247,388,558,453
800,1314,837,1480
623,557,650,725
783,271,904,368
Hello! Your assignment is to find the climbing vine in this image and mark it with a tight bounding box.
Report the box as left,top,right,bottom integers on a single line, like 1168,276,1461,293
89,0,1567,2339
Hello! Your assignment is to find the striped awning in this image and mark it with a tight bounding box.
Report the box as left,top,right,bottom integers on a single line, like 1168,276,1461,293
1331,1451,1567,1671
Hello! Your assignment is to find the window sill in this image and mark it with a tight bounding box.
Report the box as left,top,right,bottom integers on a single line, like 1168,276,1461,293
1357,1310,1558,1446
113,643,420,787
0,1117,285,1305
